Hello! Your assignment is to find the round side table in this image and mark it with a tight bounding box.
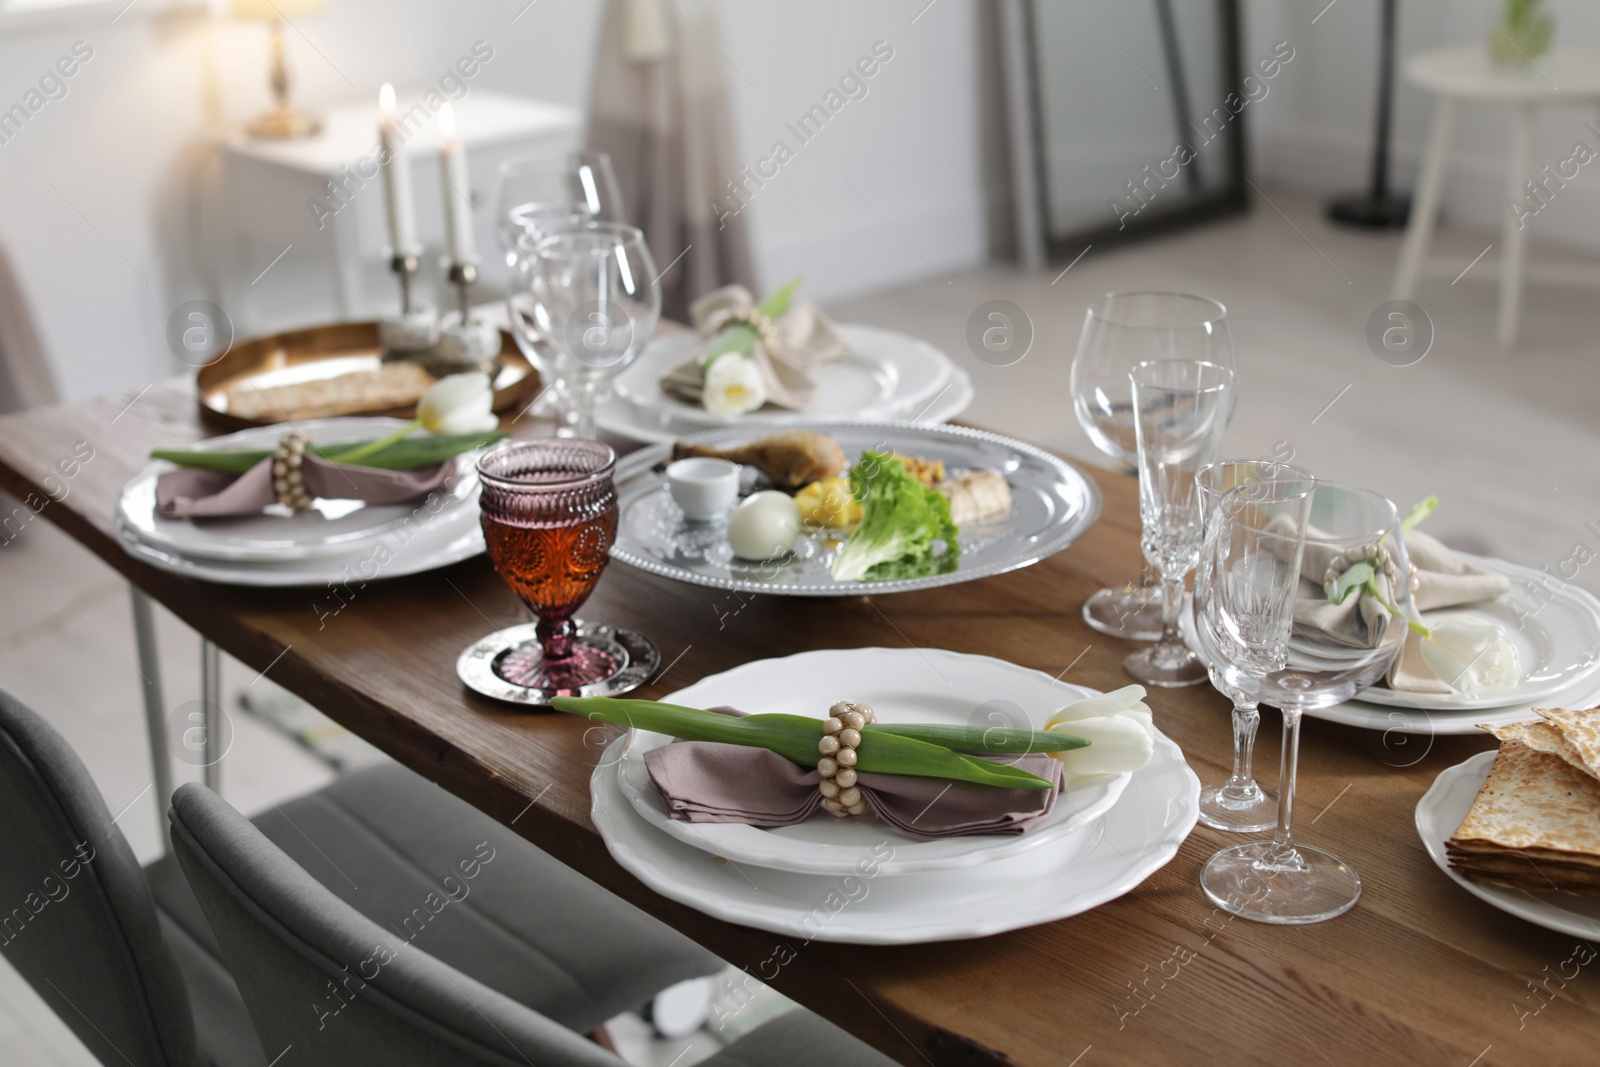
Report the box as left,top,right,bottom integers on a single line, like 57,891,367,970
1391,46,1600,348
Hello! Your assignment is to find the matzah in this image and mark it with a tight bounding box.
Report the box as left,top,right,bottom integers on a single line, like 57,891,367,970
226,363,435,422
1534,706,1600,781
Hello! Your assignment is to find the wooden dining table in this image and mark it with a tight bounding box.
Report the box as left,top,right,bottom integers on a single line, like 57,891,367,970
0,377,1591,1067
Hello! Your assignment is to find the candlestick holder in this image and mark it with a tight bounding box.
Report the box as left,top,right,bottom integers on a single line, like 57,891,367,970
431,258,500,377
378,247,439,358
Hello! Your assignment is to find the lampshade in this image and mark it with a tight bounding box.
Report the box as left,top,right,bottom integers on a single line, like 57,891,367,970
231,0,324,19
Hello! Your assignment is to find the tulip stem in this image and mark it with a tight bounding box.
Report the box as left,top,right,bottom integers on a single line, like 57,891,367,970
327,420,420,465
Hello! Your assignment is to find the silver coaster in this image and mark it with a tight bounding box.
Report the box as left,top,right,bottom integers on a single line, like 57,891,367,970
456,619,661,706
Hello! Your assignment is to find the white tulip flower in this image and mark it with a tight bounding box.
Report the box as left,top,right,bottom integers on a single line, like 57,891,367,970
702,353,767,416
417,372,499,435
1044,684,1156,776
1419,616,1521,696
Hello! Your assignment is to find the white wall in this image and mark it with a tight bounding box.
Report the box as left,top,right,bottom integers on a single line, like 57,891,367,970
0,0,603,402
712,0,993,300
1245,0,1600,249
0,0,999,403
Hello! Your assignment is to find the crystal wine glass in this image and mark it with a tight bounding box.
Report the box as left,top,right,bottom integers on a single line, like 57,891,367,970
507,214,590,433
1071,293,1237,641
532,222,661,440
1193,460,1316,833
1202,482,1413,924
475,439,656,699
1125,359,1234,687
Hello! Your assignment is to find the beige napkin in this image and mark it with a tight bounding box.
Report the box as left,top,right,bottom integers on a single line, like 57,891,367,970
659,284,848,410
1276,520,1511,693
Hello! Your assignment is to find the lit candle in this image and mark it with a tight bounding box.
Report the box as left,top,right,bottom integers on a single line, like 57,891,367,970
377,84,417,255
437,102,475,265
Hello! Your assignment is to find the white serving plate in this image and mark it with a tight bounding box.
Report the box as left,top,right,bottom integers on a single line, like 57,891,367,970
1416,750,1600,940
591,727,1198,944
119,418,479,562
614,648,1131,876
612,323,956,428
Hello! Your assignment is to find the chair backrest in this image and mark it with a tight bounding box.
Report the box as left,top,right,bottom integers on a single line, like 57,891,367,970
0,687,197,1067
167,781,625,1067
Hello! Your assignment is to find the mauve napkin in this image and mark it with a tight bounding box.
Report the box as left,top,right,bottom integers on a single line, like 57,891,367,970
1271,517,1513,694
643,709,1065,840
156,456,456,520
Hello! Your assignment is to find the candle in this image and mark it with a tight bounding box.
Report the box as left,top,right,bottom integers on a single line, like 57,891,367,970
437,102,475,265
377,84,417,254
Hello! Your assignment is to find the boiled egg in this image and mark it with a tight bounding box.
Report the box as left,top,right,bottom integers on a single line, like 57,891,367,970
727,490,801,561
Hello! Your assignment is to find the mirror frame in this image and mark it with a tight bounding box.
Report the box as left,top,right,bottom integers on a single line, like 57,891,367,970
999,0,1249,269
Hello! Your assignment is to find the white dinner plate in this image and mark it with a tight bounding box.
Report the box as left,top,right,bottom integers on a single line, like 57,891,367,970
613,648,1132,876
115,499,484,587
1352,555,1600,711
1416,751,1600,940
599,365,975,445
591,727,1198,944
119,418,480,562
613,322,956,426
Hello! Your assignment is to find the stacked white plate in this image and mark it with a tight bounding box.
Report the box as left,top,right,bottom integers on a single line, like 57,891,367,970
115,418,486,587
588,647,1200,944
1182,553,1600,736
598,324,974,443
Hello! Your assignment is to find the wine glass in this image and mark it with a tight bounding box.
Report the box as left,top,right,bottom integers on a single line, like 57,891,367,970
1193,460,1316,833
1125,359,1234,687
1202,483,1413,924
532,222,661,440
474,439,656,699
1070,293,1236,641
507,212,590,433
568,150,627,222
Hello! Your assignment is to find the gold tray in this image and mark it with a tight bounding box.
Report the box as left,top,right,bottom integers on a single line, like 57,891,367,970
196,321,539,431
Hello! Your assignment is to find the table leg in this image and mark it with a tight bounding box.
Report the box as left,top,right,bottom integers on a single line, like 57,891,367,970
1392,96,1458,301
129,588,173,842
201,638,223,792
1499,103,1538,349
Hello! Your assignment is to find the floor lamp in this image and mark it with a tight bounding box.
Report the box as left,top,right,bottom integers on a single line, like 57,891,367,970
1329,0,1410,228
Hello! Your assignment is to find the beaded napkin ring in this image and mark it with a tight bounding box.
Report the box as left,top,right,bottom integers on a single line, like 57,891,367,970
708,306,781,358
818,700,875,817
1321,542,1398,597
271,433,315,513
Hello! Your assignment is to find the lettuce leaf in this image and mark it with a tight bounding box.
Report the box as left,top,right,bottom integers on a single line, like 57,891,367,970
829,451,958,582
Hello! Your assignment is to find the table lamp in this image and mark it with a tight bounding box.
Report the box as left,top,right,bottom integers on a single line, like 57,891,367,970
233,0,325,140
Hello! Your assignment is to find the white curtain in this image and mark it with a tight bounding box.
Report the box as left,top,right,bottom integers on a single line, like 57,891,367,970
0,240,57,413
586,0,758,322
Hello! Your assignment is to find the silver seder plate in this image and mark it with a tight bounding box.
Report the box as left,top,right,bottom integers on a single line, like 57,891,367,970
608,421,1102,597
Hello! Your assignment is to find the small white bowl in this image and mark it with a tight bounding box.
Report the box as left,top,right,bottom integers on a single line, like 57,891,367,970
665,457,740,522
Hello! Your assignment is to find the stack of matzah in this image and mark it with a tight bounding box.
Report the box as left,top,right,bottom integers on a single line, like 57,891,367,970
1447,707,1600,897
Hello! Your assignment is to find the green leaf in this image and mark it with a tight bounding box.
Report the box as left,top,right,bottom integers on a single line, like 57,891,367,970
871,723,1088,754
552,697,1055,790
829,450,959,582
151,432,507,474
697,277,804,369
1401,496,1437,534
1328,560,1375,606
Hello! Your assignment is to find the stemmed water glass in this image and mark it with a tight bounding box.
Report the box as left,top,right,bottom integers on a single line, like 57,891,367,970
1193,461,1316,833
1202,483,1413,924
472,439,658,700
1071,293,1237,641
507,212,591,433
1125,359,1234,687
532,222,661,440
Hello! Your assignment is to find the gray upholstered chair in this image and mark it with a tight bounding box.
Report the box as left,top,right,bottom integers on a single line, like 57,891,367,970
0,687,724,1065
168,782,901,1067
